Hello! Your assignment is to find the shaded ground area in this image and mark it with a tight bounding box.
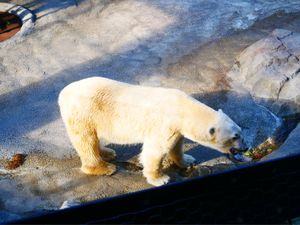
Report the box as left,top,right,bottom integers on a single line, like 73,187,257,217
1,0,300,222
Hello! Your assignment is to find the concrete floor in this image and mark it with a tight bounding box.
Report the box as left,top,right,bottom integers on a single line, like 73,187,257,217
1,0,300,222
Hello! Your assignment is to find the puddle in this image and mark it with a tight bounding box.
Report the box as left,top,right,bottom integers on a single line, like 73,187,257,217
0,3,35,45
0,11,22,42
273,113,300,145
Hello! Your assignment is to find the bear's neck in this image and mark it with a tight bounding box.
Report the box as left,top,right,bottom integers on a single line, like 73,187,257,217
180,97,218,143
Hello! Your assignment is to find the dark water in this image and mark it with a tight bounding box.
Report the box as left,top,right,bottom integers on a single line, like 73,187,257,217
273,113,300,145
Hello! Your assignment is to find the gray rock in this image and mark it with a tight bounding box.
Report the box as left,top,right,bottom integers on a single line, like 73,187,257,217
228,29,300,116
262,123,300,160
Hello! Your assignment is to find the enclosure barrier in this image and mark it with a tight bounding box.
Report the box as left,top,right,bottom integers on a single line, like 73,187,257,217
11,154,300,224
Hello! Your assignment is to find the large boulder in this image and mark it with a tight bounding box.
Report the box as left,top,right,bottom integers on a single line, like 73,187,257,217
228,29,300,116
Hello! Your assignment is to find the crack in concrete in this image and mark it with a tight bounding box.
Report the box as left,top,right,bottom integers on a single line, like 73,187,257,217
277,31,293,40
274,34,300,100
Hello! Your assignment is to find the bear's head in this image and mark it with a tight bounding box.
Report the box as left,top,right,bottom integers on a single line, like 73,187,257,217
207,109,248,154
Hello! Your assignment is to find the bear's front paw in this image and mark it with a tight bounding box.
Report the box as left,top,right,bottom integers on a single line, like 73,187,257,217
146,174,170,187
181,154,196,168
81,162,116,176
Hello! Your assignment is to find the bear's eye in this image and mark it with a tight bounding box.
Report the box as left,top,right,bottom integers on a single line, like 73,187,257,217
232,133,240,141
209,128,215,135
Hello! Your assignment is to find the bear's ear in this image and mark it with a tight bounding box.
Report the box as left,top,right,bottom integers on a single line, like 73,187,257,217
209,127,215,136
217,109,225,120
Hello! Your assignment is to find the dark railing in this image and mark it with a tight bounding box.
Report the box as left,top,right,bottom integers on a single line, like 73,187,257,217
11,154,300,224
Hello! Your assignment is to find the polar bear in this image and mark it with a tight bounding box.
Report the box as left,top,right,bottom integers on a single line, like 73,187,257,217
58,77,248,186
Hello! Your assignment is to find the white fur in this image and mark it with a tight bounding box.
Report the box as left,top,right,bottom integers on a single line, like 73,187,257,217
58,77,241,186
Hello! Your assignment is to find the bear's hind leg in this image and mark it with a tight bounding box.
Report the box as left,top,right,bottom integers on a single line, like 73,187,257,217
169,137,196,168
67,128,116,176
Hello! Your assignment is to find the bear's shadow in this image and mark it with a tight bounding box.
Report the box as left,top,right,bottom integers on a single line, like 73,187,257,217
183,139,225,164
108,139,224,166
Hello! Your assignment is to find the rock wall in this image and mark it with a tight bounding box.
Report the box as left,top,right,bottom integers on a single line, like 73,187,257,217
228,29,300,116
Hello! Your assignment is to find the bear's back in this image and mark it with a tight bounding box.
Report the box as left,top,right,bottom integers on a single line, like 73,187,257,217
58,77,189,113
